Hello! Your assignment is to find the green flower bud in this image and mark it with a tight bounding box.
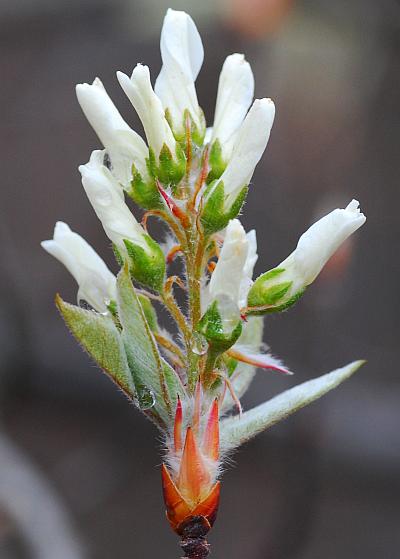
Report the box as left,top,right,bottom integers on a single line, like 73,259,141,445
206,139,226,184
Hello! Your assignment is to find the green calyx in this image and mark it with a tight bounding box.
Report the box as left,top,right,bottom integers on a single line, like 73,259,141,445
128,165,162,210
206,140,227,184
123,235,166,292
165,108,206,148
147,144,186,188
197,299,243,354
200,180,248,236
247,267,306,315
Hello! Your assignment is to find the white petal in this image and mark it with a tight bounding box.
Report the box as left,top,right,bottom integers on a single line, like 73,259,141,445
270,200,366,297
155,9,203,133
289,199,366,285
239,229,258,307
209,219,249,305
220,360,365,451
76,78,148,186
211,53,254,160
41,221,116,312
117,65,176,158
79,150,147,251
218,98,275,208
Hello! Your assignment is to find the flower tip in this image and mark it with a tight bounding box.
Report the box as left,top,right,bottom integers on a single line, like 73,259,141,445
165,7,190,22
53,221,70,235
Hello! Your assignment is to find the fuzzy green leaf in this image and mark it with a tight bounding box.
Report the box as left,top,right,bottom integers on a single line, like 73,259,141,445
220,360,365,451
56,295,134,397
117,266,183,425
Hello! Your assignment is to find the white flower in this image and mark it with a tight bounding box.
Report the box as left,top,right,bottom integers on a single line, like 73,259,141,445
41,222,116,313
154,8,204,136
79,150,149,253
214,98,275,210
249,200,366,308
117,64,177,160
75,78,148,187
211,53,254,161
281,199,366,292
206,219,258,310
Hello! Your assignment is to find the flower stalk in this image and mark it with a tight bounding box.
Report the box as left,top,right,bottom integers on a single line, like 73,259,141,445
42,8,367,558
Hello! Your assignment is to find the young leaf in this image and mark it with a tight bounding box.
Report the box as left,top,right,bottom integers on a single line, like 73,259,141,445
117,265,184,424
56,295,134,397
220,360,365,451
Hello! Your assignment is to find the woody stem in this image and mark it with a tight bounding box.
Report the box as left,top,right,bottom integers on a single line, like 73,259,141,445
180,535,210,559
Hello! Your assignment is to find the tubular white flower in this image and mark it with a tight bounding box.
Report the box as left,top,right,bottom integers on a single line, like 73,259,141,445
240,229,258,305
248,200,366,310
155,8,204,136
281,199,366,291
117,64,177,160
211,53,254,161
79,150,149,253
76,78,148,187
209,220,249,307
205,220,258,310
216,98,275,210
41,222,116,312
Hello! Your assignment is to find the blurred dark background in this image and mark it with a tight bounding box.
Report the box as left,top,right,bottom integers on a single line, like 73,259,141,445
0,0,399,557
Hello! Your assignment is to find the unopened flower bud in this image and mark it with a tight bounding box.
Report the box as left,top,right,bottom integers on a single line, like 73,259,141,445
76,78,149,188
155,8,205,144
201,98,275,234
79,150,165,291
247,200,366,314
41,222,116,313
117,64,186,186
208,53,254,181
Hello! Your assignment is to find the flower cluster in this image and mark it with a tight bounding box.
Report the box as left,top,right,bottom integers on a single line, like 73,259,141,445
42,9,366,558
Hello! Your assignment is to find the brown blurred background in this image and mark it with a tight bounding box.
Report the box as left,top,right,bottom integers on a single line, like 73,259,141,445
0,0,399,557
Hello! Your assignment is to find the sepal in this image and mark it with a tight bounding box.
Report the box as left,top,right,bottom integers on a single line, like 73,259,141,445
206,140,226,184
128,166,162,210
123,235,166,292
200,181,248,235
198,296,242,354
246,267,305,315
156,143,186,187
